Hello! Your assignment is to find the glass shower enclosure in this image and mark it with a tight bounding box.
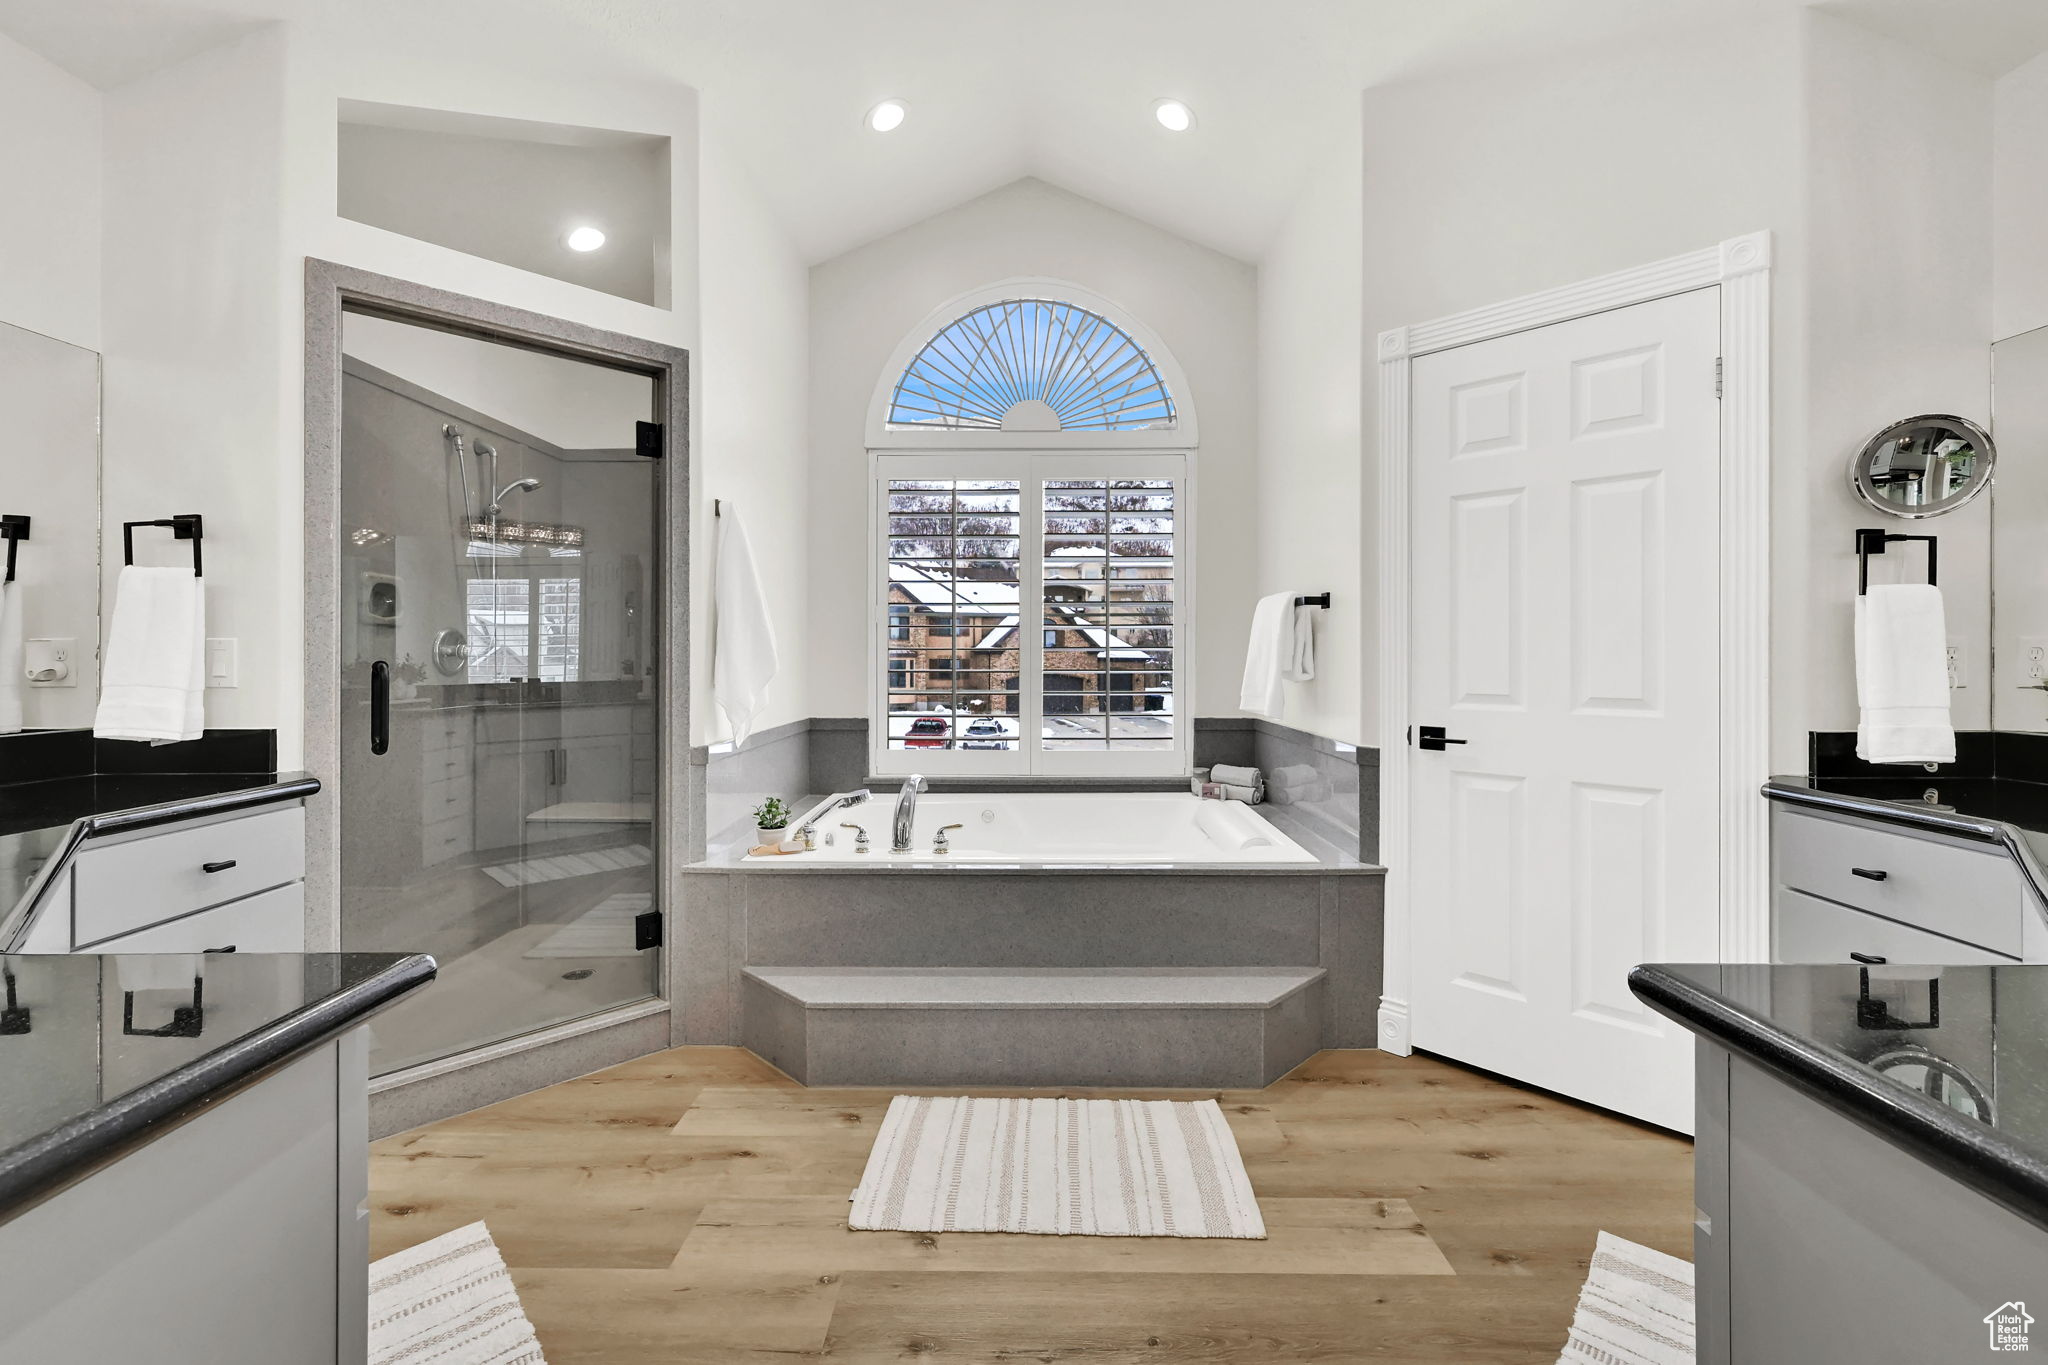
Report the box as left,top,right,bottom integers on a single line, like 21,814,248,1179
337,309,662,1077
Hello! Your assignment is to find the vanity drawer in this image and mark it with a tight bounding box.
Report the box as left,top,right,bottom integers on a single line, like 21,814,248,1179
91,883,306,954
71,807,306,948
1773,809,2025,956
1775,887,2016,965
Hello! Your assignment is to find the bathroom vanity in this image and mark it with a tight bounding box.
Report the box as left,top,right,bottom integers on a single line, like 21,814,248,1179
1766,775,2048,964
0,951,435,1361
0,745,317,955
1632,961,2048,1364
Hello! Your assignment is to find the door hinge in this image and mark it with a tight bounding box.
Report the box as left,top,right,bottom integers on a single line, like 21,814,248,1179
634,909,664,951
1714,357,1723,398
635,420,665,460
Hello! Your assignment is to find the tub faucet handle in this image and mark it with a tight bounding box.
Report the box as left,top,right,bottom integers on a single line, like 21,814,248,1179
840,822,870,852
933,823,965,854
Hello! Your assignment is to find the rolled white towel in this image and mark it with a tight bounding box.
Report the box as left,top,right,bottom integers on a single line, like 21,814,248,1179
1210,764,1263,788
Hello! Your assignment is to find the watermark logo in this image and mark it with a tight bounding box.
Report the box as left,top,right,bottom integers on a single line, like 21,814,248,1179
1985,1302,2034,1352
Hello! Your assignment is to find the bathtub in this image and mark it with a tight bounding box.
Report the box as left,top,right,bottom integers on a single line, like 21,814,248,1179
746,791,1319,865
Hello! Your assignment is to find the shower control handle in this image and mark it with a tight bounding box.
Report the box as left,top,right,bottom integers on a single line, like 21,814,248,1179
369,661,391,756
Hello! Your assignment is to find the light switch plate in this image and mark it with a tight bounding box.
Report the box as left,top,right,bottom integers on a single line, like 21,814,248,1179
206,637,238,688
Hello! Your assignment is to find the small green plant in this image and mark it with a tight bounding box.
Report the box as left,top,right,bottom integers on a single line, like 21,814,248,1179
753,797,793,830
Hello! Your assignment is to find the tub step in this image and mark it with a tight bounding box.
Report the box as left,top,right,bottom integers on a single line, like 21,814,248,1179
741,966,1325,1088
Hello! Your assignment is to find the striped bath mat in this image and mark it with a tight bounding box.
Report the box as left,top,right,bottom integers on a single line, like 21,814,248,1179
850,1095,1266,1239
1558,1231,1695,1364
370,1222,546,1364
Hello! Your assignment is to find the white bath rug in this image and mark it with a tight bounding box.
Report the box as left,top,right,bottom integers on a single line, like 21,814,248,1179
1557,1231,1695,1364
369,1221,547,1365
850,1095,1266,1239
522,892,652,959
481,843,651,889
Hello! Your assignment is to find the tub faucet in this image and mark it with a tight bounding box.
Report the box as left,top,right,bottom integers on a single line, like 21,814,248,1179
797,789,870,847
892,774,927,853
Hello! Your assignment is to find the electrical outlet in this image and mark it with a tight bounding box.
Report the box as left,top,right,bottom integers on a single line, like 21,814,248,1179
1947,644,1966,689
2024,637,2048,682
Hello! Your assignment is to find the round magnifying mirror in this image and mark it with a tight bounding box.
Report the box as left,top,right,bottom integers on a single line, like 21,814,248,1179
1848,413,1995,517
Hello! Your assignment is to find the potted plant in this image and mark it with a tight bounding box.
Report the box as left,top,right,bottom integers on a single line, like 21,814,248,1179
753,797,793,849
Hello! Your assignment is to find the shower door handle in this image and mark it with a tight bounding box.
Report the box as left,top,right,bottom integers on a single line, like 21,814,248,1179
370,661,391,756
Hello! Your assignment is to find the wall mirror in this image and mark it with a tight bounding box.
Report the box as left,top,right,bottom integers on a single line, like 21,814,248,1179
0,319,102,733
1848,413,1996,517
1994,330,2048,731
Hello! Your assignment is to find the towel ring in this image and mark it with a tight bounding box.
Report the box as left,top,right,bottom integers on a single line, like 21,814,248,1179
1856,529,1935,596
0,515,27,585
123,514,204,576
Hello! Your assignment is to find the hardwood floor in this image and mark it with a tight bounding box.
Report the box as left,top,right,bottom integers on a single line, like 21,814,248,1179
370,1046,1692,1362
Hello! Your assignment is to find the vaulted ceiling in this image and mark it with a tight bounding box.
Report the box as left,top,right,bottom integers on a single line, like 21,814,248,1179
7,0,2048,264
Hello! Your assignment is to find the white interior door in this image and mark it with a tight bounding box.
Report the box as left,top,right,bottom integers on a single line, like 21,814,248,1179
1407,288,1721,1133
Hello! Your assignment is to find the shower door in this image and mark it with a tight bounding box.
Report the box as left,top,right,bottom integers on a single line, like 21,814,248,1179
336,309,663,1077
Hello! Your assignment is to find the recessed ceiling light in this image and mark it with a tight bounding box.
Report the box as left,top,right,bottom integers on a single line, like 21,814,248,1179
1153,99,1194,132
565,225,606,252
867,99,908,133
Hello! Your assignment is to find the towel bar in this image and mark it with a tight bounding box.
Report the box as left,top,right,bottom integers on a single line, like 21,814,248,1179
1294,593,1331,609
0,515,27,585
123,514,204,577
1855,528,1935,596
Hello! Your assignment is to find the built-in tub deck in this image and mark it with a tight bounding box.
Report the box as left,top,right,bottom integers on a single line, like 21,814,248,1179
682,793,1381,1088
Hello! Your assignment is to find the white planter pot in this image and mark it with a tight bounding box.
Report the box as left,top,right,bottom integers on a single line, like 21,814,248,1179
757,826,787,849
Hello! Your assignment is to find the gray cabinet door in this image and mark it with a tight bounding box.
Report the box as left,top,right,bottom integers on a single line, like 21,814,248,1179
0,1043,344,1363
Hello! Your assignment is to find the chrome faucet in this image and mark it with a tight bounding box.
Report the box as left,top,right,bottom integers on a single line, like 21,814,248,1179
796,789,871,848
892,774,927,853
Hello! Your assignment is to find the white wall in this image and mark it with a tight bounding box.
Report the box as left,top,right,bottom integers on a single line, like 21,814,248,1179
1352,12,1993,766
806,177,1258,726
1995,50,2048,343
0,29,101,352
1255,122,1364,745
83,12,707,766
696,122,811,741
338,118,668,307
1801,12,1993,737
100,26,292,743
1357,17,1809,759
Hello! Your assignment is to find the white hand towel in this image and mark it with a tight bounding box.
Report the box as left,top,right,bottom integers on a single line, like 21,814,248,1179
1239,592,1293,719
1855,584,1954,765
0,580,22,735
1284,602,1316,683
94,566,205,744
713,504,779,748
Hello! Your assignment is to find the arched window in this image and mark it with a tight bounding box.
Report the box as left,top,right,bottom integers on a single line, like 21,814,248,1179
887,299,1176,433
869,285,1193,780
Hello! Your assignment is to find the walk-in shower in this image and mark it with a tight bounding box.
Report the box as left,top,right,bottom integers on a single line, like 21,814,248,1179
336,309,666,1077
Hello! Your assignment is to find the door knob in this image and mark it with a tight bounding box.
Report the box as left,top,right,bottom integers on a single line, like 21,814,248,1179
1417,725,1467,751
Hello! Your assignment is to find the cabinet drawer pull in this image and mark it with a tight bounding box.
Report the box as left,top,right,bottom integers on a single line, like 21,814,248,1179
1849,951,1887,965
1850,867,1888,882
201,859,238,874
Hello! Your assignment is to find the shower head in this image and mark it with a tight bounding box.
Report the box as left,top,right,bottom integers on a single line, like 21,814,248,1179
488,477,542,516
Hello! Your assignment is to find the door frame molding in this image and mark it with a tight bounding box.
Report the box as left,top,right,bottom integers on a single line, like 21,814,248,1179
1374,231,1773,1056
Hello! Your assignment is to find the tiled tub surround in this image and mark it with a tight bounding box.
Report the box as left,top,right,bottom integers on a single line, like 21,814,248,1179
681,822,1381,1086
696,716,1379,861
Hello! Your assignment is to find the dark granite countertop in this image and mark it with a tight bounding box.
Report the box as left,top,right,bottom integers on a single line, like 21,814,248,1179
1632,961,2048,1234
0,952,434,1226
0,772,321,946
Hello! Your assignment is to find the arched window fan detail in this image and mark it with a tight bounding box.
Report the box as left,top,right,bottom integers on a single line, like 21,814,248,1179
887,299,1177,432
